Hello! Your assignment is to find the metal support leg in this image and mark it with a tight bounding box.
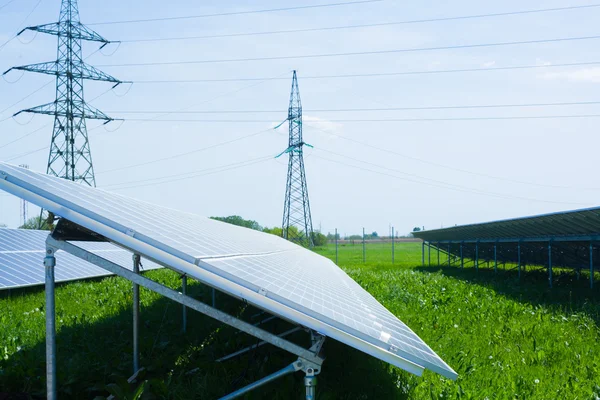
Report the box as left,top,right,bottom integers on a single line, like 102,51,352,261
591,241,594,289
518,242,521,280
428,243,431,266
421,240,424,266
133,254,140,374
44,249,57,400
305,376,317,400
475,242,479,271
460,243,463,268
494,243,497,274
548,242,553,288
182,274,187,333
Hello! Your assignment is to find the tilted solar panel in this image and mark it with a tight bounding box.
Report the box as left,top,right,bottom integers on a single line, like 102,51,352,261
0,228,162,290
0,162,456,379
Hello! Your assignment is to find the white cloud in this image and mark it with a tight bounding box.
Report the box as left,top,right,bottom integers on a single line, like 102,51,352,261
539,68,600,83
482,61,496,68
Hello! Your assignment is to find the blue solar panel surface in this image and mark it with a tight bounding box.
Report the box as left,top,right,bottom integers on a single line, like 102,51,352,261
0,163,456,379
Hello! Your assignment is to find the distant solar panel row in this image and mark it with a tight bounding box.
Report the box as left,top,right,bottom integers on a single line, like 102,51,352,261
0,228,161,290
414,206,600,242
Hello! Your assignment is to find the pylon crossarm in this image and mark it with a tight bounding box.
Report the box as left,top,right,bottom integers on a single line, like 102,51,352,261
5,61,121,83
15,101,117,122
19,21,109,43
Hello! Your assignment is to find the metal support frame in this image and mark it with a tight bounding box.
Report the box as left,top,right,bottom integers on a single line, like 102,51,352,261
518,242,521,280
494,243,497,274
181,274,187,332
590,241,594,289
548,241,553,288
428,242,431,266
217,327,303,362
44,248,57,400
132,254,140,373
45,236,325,399
421,240,424,266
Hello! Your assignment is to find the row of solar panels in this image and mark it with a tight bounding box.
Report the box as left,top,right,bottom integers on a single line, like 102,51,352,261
0,162,456,380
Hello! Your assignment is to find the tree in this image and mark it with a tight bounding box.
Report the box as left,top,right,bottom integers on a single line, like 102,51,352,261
210,215,262,231
371,231,378,238
0,223,6,228
20,216,52,231
311,232,327,247
413,227,422,232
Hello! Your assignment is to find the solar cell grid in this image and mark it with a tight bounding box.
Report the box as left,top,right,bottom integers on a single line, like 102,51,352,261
0,228,162,290
0,162,456,379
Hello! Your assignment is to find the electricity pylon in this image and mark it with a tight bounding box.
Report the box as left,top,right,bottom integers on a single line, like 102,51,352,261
280,71,314,247
4,0,123,186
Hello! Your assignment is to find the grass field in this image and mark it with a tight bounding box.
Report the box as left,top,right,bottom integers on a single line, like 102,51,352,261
1,242,600,399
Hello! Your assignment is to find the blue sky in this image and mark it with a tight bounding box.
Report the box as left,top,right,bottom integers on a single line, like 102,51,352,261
0,0,599,236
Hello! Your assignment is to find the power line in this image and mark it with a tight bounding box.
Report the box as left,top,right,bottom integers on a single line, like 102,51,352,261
87,0,381,26
130,61,600,83
119,4,600,44
0,0,17,12
0,0,43,52
104,155,274,190
96,35,600,68
96,127,275,175
0,80,54,118
304,124,599,191
311,153,590,206
109,101,600,114
0,123,49,150
110,114,600,123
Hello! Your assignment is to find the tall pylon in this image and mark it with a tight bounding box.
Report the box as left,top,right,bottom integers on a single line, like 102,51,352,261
4,0,123,186
281,71,314,247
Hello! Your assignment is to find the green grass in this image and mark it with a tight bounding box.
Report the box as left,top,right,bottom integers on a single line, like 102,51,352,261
1,242,600,399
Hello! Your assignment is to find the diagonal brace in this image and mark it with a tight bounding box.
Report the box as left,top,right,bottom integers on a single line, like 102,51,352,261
45,236,323,365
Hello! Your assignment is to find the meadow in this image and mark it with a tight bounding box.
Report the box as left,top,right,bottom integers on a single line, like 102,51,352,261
1,241,600,399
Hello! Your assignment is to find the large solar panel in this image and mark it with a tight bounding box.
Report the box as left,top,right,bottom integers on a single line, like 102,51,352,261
0,163,456,379
0,228,162,290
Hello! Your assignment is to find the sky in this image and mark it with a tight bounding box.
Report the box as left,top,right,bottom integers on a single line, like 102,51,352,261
0,0,599,237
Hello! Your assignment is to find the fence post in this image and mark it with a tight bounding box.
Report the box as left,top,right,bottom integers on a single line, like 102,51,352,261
335,228,338,265
392,227,395,265
362,227,366,264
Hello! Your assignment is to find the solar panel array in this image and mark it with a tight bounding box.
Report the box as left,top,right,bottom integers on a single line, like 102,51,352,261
414,206,600,242
0,228,161,290
0,162,456,379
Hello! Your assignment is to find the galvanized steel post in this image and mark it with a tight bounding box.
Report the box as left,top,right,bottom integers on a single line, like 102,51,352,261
392,227,395,265
182,274,187,333
133,254,140,373
494,243,497,274
335,228,338,265
475,242,479,271
548,242,553,288
518,242,521,280
362,227,366,263
44,248,57,400
428,242,431,266
421,240,425,266
590,241,594,289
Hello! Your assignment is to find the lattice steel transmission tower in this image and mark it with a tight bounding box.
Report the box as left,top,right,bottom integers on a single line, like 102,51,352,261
4,0,122,186
281,71,314,247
